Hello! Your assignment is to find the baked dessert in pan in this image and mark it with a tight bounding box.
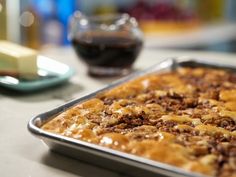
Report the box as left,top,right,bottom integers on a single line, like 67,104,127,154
42,67,236,177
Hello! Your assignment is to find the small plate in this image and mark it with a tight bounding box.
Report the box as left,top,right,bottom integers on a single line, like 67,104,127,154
0,55,75,92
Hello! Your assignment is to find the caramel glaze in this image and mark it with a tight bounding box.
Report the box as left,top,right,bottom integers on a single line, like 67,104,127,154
42,67,236,177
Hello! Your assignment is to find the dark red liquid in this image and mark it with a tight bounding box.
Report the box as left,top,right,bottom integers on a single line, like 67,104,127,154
71,33,143,68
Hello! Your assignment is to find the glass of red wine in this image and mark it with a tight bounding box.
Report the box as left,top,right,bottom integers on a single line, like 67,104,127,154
69,12,143,77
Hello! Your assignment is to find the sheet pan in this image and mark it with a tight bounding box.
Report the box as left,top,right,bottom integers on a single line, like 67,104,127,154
28,57,236,177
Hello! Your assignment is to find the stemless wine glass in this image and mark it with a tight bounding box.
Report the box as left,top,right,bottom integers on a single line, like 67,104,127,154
69,12,143,77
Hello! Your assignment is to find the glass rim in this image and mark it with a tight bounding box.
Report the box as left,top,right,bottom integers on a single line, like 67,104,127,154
72,11,132,23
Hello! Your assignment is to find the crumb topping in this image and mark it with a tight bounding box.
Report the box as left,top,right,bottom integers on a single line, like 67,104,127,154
42,67,236,177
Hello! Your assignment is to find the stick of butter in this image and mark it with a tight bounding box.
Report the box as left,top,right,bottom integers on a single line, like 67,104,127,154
0,40,38,79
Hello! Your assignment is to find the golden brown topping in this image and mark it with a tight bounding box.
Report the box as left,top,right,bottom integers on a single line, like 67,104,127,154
174,124,193,132
141,141,190,166
100,133,129,150
185,160,217,176
220,89,236,101
225,101,236,111
74,128,98,143
219,110,236,121
156,131,176,142
160,115,192,123
79,98,104,112
195,124,231,138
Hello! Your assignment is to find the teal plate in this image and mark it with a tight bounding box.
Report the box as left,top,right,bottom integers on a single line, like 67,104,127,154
0,55,75,92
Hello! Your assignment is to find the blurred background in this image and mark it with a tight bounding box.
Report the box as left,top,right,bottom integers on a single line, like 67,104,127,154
0,0,236,52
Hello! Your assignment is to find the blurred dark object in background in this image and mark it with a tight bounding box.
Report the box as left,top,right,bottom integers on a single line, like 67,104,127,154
0,0,236,52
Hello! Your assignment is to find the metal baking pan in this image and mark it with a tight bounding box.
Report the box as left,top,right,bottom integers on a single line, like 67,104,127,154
28,57,236,177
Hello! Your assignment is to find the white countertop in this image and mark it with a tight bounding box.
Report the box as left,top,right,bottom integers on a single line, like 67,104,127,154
1,47,236,177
